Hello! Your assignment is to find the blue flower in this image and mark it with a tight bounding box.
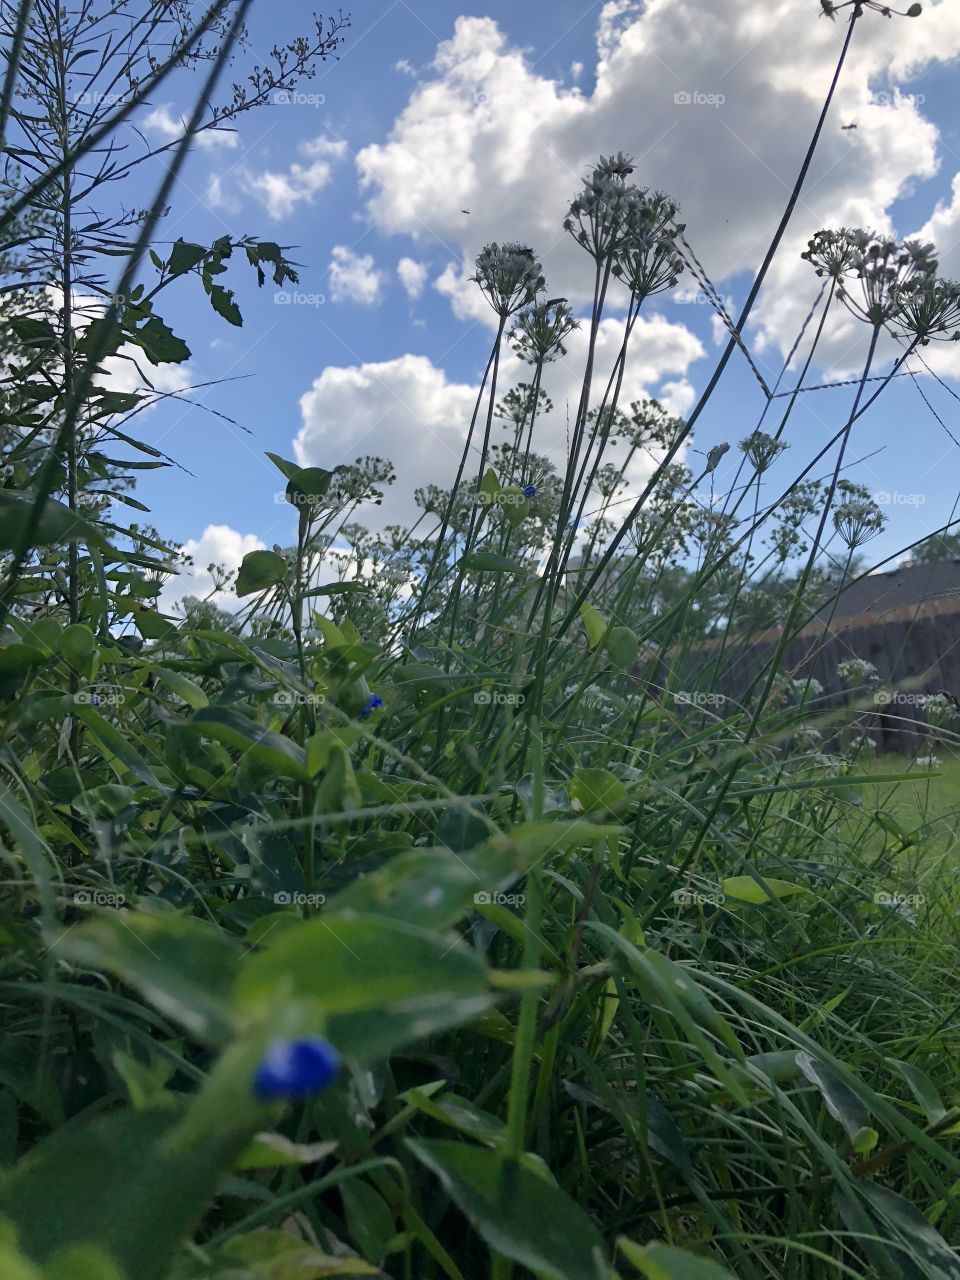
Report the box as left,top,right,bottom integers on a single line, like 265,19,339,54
253,1037,340,1102
360,692,384,720
522,484,537,499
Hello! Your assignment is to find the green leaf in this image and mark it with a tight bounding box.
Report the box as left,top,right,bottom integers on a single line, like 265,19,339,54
286,466,333,509
235,914,491,1062
720,875,808,906
72,703,165,791
60,624,97,677
340,1178,395,1265
888,1058,948,1124
0,492,110,552
570,768,627,816
55,911,239,1043
405,1090,507,1144
208,283,242,327
0,1104,251,1280
579,603,607,649
617,1239,735,1278
459,552,528,573
407,1140,608,1280
167,239,207,276
146,666,208,708
9,317,58,349
235,550,288,598
796,1052,874,1147
605,625,638,668
131,316,190,366
184,706,309,783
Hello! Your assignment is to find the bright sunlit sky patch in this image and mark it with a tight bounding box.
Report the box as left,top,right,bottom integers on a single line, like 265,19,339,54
113,0,960,603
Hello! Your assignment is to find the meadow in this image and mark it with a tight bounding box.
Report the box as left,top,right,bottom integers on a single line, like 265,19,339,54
0,2,959,1278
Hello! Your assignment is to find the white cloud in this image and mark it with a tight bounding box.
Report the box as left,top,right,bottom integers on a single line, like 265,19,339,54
328,245,386,305
142,104,240,150
161,524,265,614
294,353,477,528
355,2,960,370
397,256,429,299
243,136,347,220
292,314,703,530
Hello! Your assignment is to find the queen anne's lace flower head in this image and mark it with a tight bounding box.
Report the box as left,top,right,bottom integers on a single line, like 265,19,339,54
471,242,545,318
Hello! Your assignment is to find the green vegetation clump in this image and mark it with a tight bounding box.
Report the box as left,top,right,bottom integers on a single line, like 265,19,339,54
0,4,958,1279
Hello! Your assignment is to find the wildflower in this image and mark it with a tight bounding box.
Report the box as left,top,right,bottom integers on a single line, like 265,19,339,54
360,692,384,719
564,155,645,261
612,190,685,300
253,1037,340,1102
892,277,960,346
522,484,537,499
837,658,880,686
510,297,579,364
914,755,941,769
802,228,938,328
738,431,788,473
471,243,545,318
920,692,955,727
833,497,885,549
790,677,824,701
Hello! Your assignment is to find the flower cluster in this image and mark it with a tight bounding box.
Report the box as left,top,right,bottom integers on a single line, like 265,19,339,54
833,496,886,549
471,243,545,318
611,190,685,301
919,692,956,727
510,297,579,364
738,430,788,473
564,152,641,261
802,228,939,329
837,657,880,686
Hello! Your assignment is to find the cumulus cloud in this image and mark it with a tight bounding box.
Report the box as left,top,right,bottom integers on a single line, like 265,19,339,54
142,104,240,150
292,313,703,529
355,2,960,370
397,256,429,299
328,245,386,304
242,136,347,220
160,524,265,614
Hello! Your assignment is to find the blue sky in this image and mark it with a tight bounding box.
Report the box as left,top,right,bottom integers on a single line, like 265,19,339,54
102,0,960,603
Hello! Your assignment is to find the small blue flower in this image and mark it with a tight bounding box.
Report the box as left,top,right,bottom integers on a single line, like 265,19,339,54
522,484,537,499
360,692,384,720
253,1037,340,1102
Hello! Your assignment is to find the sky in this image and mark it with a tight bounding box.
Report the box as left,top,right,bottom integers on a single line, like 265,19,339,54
94,0,960,607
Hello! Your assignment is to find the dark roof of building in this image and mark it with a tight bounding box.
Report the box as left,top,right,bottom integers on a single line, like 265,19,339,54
820,559,960,621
